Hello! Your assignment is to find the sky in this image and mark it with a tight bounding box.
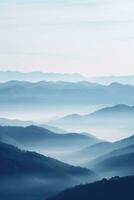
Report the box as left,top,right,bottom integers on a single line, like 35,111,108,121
0,0,134,76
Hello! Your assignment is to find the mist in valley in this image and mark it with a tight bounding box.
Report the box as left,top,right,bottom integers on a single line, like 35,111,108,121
1,0,134,198
0,176,73,200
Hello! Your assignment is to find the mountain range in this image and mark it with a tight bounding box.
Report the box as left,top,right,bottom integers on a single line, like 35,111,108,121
0,71,86,82
86,135,134,177
1,71,134,85
1,124,134,199
1,76,134,199
49,104,134,140
58,133,134,168
0,81,134,106
90,75,134,85
0,117,67,134
0,125,100,160
1,124,134,179
1,80,134,125
0,142,97,200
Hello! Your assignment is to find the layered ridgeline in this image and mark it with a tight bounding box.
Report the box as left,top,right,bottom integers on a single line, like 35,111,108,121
90,75,134,85
0,71,86,82
58,133,134,177
1,80,134,127
1,71,134,85
0,125,101,160
0,142,98,200
1,125,134,179
48,176,134,200
0,81,134,106
86,135,134,177
0,117,67,134
49,104,134,140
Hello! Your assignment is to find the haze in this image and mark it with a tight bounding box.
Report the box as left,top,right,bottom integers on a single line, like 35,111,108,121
0,0,134,76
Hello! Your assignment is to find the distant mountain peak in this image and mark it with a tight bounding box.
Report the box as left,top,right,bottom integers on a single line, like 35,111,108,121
89,104,134,116
63,114,82,119
0,71,86,82
109,82,123,87
108,82,133,88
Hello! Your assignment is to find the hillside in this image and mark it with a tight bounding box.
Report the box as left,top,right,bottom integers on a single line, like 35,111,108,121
89,104,134,118
0,117,67,134
0,141,96,179
0,142,97,200
0,125,100,161
48,176,134,200
68,134,134,166
83,135,134,177
49,104,134,140
90,152,134,178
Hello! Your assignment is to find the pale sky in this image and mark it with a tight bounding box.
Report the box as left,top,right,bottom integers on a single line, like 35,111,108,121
0,0,134,76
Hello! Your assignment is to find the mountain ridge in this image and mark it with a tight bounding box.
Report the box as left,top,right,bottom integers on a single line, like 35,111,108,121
49,104,134,140
1,71,134,85
0,141,98,200
47,175,134,200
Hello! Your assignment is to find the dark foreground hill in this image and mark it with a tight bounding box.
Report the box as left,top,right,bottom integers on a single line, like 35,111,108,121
0,142,97,200
48,176,134,200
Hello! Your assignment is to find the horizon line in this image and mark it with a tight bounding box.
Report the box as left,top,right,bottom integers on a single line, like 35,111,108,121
0,70,134,78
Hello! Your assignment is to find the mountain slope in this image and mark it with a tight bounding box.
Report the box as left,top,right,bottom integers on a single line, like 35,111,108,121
91,152,134,178
89,104,134,118
0,142,98,200
50,104,134,140
86,137,134,177
0,117,67,134
0,125,99,148
1,81,134,139
61,142,111,166
0,125,100,161
52,104,134,125
0,141,96,179
48,176,134,200
69,134,134,167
